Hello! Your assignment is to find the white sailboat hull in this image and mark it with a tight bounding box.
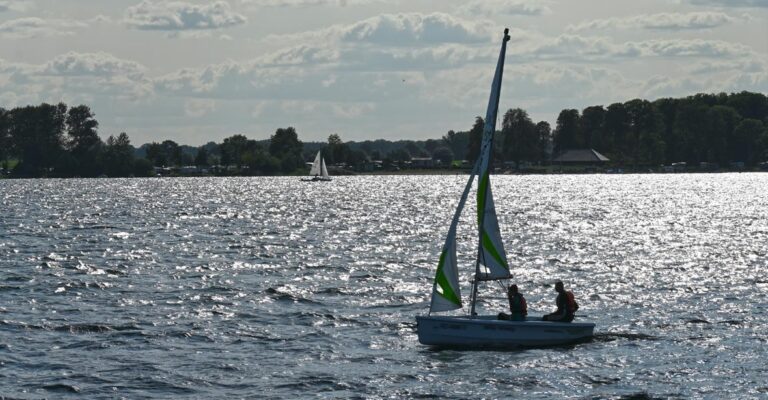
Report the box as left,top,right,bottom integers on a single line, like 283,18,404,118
416,315,595,348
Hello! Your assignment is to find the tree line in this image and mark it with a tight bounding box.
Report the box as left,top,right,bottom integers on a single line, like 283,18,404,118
1,91,766,177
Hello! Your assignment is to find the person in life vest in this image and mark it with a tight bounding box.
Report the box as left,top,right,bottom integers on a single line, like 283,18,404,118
497,284,527,321
542,281,579,322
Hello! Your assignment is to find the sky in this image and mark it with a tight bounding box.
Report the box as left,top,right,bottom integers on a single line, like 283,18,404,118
0,0,767,146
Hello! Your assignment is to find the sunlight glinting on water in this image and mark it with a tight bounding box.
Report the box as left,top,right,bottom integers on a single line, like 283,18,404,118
1,174,767,398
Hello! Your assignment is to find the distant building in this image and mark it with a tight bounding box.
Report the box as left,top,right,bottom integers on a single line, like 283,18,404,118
553,149,610,163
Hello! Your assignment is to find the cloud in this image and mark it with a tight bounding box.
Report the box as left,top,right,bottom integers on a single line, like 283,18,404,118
338,13,494,45
455,0,551,16
0,52,153,106
567,12,738,32
184,98,216,117
239,0,383,7
0,17,86,38
516,35,755,60
124,0,246,31
688,0,768,7
42,52,147,78
0,0,32,12
268,12,501,47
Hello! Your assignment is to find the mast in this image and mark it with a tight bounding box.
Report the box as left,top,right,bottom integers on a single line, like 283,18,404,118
469,28,511,318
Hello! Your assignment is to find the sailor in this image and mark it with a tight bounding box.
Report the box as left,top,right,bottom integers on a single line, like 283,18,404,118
542,281,579,322
497,284,527,321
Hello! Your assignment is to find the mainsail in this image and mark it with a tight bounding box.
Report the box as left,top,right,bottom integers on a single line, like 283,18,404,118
429,28,511,315
309,151,322,176
475,28,511,280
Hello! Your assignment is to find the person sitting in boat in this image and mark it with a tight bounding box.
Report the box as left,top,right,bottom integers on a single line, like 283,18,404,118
542,281,579,322
497,284,527,321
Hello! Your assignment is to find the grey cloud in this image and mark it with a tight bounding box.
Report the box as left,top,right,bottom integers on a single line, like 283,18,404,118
0,17,86,38
689,0,768,7
41,52,147,78
338,13,493,45
455,0,551,17
0,0,32,12
240,0,383,6
567,12,737,32
125,0,246,31
520,35,754,60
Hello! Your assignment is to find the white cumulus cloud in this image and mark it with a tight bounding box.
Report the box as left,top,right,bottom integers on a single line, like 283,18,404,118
455,0,551,17
0,17,86,38
124,0,246,31
567,12,738,32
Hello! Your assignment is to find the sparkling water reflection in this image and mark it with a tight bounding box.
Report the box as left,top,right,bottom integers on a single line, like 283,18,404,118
1,175,767,398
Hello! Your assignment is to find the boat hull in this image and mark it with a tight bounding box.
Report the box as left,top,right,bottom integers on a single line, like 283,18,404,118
416,315,595,348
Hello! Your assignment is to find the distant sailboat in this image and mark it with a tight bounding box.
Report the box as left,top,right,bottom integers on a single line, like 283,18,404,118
415,28,595,348
302,150,332,182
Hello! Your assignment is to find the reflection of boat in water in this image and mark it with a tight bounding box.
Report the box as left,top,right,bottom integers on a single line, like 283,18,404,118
416,28,595,348
301,150,331,182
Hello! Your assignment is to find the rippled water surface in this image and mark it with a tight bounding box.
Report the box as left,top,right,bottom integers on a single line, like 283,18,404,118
1,175,767,399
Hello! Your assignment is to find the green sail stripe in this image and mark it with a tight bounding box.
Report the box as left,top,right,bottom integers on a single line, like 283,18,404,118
477,171,489,225
434,249,461,306
482,230,508,269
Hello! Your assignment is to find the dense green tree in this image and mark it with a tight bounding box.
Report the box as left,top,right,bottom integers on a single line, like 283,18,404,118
326,133,349,165
581,106,607,151
9,103,67,176
604,103,630,163
161,140,182,166
195,146,209,167
501,108,537,167
103,132,135,177
535,121,552,161
733,119,767,166
424,139,441,153
432,146,454,165
66,105,103,176
625,99,665,166
404,141,428,158
220,134,256,167
270,127,303,172
442,130,469,161
553,109,581,155
145,142,166,167
0,108,9,169
726,91,768,121
466,117,484,164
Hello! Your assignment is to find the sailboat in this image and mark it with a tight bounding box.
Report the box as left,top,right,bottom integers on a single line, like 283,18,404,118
302,150,332,182
415,28,595,348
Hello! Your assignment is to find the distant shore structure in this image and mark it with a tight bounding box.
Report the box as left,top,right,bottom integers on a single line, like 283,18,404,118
553,149,610,164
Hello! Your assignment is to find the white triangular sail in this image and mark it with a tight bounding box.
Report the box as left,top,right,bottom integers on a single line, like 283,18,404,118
309,151,321,176
429,164,478,313
321,157,329,178
477,173,510,278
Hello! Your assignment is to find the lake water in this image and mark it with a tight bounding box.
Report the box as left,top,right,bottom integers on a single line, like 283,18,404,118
1,174,767,399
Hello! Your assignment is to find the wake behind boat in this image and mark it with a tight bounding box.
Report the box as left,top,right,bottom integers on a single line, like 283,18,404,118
302,150,332,182
415,28,595,348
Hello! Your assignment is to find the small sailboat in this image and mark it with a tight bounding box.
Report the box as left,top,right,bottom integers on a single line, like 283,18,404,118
416,28,595,348
302,150,332,182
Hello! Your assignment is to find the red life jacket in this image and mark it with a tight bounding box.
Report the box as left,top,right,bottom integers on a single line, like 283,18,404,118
565,291,579,313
